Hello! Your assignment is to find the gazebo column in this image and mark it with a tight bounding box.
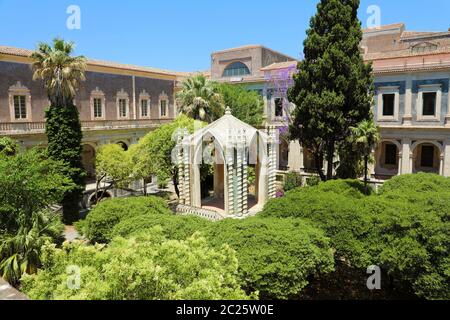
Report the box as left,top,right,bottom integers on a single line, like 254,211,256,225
192,164,201,207
242,130,249,216
268,126,277,199
183,128,191,206
226,129,235,216
177,129,185,204
236,130,243,217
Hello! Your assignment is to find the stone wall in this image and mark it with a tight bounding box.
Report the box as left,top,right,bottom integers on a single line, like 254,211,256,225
0,61,175,123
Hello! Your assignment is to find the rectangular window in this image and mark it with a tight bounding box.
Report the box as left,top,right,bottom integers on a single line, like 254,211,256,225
93,98,102,118
421,146,435,167
384,144,397,165
160,100,167,117
14,95,26,119
141,99,149,118
119,99,127,118
382,94,395,116
422,92,437,116
275,98,284,117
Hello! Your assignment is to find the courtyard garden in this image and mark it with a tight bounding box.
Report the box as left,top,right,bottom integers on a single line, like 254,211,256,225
2,166,447,300
0,0,449,301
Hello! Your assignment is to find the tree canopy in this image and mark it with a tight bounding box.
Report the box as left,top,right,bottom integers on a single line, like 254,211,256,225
288,0,373,180
215,83,265,127
176,74,224,123
96,144,133,189
0,149,72,284
131,115,201,196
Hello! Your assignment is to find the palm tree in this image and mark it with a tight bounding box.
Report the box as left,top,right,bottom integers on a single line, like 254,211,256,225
0,210,63,285
350,119,381,190
31,38,87,224
176,74,224,123
31,38,86,106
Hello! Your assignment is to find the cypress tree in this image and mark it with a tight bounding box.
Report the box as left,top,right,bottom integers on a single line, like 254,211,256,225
288,0,374,180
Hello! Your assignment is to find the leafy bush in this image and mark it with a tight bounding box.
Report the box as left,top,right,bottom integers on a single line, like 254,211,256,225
0,210,64,285
261,186,372,267
77,197,172,243
204,217,334,299
112,214,211,240
21,228,254,300
0,149,71,284
379,173,450,195
283,172,303,192
0,137,19,157
373,174,450,299
316,179,369,198
305,176,321,186
261,176,450,300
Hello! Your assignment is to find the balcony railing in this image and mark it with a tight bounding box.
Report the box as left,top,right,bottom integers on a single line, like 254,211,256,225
0,118,173,135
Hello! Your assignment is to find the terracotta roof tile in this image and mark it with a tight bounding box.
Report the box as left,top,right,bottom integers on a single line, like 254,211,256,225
363,23,405,33
261,61,298,71
0,45,178,76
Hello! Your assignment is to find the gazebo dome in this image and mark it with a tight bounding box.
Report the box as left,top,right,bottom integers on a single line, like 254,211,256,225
189,107,267,154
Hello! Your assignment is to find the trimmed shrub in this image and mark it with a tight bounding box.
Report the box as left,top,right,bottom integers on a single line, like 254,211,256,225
379,173,450,195
112,214,211,240
76,197,171,243
204,217,334,299
283,172,303,192
316,179,369,198
261,186,373,267
261,175,450,300
305,176,320,186
21,228,254,300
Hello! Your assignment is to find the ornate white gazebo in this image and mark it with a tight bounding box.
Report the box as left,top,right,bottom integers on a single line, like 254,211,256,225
175,107,278,220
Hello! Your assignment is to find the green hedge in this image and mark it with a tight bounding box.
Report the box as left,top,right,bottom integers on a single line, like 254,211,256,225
76,196,172,243
261,185,373,267
112,214,211,240
73,175,449,300
261,176,450,300
204,217,334,299
21,229,253,300
78,196,335,299
283,172,303,192
379,173,450,195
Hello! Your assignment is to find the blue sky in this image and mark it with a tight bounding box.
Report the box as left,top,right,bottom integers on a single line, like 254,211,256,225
0,0,449,72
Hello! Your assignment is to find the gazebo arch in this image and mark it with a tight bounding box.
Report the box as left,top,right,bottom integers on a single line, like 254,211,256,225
175,107,278,220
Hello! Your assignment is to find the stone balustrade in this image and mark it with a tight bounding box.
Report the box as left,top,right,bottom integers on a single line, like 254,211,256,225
0,118,173,135
176,204,226,222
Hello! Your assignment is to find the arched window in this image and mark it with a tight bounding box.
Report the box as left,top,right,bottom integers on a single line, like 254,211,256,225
222,62,250,77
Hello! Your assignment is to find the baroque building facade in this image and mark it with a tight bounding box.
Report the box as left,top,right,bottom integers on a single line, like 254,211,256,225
211,25,450,180
0,46,178,181
1,23,449,193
